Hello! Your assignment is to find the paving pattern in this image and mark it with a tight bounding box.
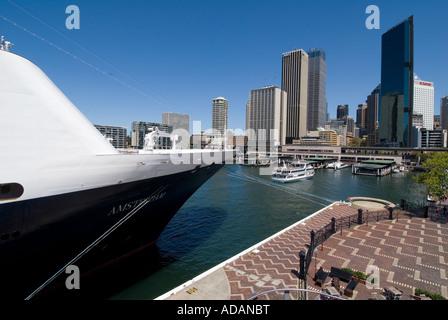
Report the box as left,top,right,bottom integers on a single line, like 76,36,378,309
223,202,448,300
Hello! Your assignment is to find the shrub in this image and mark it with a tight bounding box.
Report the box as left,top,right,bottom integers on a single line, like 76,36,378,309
415,288,447,300
341,267,378,283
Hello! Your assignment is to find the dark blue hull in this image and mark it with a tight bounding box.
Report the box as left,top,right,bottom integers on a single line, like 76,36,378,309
0,163,223,299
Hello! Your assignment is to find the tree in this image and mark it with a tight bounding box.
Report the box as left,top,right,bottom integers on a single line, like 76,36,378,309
413,152,448,200
348,137,365,147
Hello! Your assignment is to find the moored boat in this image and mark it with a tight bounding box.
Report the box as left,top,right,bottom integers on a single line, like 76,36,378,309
271,161,315,183
327,160,348,170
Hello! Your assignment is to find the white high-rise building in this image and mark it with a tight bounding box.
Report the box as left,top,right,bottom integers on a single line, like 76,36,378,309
212,97,228,148
281,49,308,143
413,79,434,130
247,85,287,146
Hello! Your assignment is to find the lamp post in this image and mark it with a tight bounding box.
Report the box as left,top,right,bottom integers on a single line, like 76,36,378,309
298,250,307,300
340,214,344,235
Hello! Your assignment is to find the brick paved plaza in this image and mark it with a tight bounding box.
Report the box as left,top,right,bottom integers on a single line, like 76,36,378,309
162,201,448,300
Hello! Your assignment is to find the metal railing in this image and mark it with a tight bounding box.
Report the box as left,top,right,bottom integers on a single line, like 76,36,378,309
247,288,346,300
253,200,444,300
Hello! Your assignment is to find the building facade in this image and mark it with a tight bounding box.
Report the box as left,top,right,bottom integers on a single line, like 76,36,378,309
131,121,172,149
212,97,228,136
94,125,127,149
162,112,190,149
420,129,447,148
356,104,367,129
162,112,190,134
324,119,347,146
366,84,381,146
281,49,308,143
307,48,327,131
413,79,434,130
434,114,441,130
337,105,349,120
440,96,448,130
247,85,287,146
345,116,355,135
356,103,367,137
379,16,414,147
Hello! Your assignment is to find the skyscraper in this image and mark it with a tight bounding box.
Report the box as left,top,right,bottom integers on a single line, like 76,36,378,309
337,105,349,119
356,104,367,129
356,104,367,137
379,16,414,147
366,84,381,146
413,79,434,130
247,85,287,146
281,49,308,143
307,48,327,131
441,96,448,130
212,97,228,147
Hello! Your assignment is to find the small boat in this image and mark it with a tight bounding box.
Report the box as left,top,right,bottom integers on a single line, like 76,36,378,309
427,195,437,202
327,160,348,170
272,161,315,183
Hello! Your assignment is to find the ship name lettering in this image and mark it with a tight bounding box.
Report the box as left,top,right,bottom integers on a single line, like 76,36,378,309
108,191,167,216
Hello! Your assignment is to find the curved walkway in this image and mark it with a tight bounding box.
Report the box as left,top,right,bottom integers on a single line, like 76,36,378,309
348,197,396,210
161,200,448,300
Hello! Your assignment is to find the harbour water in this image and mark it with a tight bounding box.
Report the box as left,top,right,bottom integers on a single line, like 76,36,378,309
106,164,425,300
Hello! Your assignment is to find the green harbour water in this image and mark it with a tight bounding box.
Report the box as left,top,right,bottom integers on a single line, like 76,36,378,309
109,164,424,300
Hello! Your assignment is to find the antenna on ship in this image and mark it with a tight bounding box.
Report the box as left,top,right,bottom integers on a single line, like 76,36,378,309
0,36,14,51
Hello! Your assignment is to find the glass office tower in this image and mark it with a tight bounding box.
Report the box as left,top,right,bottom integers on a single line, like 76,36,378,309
307,48,327,131
379,16,414,147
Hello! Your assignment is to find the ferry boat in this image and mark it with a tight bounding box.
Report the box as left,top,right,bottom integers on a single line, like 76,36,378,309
271,161,315,183
0,37,229,299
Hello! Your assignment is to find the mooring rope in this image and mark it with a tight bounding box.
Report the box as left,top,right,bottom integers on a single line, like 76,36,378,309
23,184,168,300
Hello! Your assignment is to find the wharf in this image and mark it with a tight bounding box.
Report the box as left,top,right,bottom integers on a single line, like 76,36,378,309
157,199,448,300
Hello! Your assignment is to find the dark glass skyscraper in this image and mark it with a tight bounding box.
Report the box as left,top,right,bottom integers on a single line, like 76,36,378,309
379,16,414,147
337,104,349,120
307,48,326,131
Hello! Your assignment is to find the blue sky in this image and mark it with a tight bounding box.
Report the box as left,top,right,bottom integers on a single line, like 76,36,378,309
1,0,448,134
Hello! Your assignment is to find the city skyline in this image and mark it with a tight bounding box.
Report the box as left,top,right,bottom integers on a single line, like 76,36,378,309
1,0,447,134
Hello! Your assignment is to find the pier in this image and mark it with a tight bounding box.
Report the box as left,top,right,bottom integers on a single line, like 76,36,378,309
352,160,398,176
157,198,448,300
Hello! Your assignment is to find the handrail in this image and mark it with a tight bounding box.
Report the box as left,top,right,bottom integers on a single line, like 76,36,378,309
247,288,346,300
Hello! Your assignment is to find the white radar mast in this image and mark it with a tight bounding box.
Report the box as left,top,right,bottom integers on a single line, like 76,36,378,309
1,36,14,51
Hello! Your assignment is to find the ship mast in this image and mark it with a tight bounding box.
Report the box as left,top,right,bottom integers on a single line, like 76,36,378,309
0,36,14,51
